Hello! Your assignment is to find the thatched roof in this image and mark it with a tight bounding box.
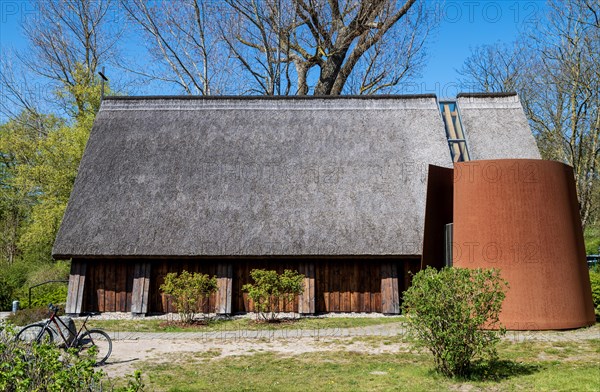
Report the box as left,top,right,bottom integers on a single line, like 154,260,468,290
53,95,453,258
457,93,541,160
53,94,540,259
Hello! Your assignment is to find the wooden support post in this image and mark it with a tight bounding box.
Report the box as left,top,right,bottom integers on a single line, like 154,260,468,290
298,262,316,314
443,103,462,162
453,111,470,161
65,260,87,315
216,263,232,315
131,262,151,316
381,262,400,314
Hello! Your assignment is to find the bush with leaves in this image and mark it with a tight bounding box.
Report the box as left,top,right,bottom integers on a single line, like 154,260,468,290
589,266,600,318
0,260,33,311
402,267,509,378
160,271,217,324
18,260,69,308
6,307,60,327
0,340,100,391
0,323,144,391
243,269,304,321
0,259,69,311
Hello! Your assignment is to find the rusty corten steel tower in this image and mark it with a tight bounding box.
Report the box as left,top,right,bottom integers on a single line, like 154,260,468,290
452,159,595,330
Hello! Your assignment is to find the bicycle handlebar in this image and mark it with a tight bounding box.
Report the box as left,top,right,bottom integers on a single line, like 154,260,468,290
48,303,60,313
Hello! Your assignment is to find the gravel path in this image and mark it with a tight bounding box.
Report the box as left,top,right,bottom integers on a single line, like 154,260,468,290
99,322,600,378
81,312,600,343
5,310,598,378
100,321,600,343
104,323,402,342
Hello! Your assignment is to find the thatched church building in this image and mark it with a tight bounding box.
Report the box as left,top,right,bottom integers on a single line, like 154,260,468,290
53,93,595,329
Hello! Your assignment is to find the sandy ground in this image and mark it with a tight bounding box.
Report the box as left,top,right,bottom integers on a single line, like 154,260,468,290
102,336,411,377
4,311,597,379
101,323,600,378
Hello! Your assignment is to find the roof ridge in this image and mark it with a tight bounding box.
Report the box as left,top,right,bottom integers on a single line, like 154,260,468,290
456,92,517,98
103,94,438,101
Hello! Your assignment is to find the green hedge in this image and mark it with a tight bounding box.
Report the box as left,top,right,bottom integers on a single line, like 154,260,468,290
589,268,600,317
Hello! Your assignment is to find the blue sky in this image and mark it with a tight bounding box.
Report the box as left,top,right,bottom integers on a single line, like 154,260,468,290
0,0,547,100
0,0,32,51
412,0,546,97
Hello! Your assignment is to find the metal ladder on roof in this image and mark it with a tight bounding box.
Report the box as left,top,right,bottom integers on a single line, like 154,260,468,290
439,100,470,162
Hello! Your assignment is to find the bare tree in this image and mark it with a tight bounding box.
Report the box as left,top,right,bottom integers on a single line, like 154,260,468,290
457,41,528,94
122,0,432,96
13,0,122,117
344,1,428,95
120,0,233,95
0,56,49,134
458,0,599,230
530,0,599,230
219,0,296,95
223,0,431,95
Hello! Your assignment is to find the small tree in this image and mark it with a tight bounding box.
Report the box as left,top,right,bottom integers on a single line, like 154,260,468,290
589,266,600,318
243,269,304,322
402,267,509,378
160,271,217,324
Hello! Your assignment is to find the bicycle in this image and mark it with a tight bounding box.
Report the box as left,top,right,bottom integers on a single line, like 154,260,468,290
15,304,112,366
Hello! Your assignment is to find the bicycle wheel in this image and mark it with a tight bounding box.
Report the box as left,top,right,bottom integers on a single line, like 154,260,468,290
77,329,112,365
15,323,54,344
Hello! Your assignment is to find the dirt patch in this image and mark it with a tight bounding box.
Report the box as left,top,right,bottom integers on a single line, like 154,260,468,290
99,323,600,378
101,336,410,377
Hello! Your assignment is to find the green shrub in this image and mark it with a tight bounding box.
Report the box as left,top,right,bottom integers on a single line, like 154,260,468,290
160,271,217,324
0,260,32,310
589,269,600,317
402,267,509,378
0,323,102,391
18,260,70,308
0,260,69,310
243,269,304,321
584,224,600,254
0,324,145,391
25,283,68,309
0,275,13,311
6,307,59,326
118,370,145,392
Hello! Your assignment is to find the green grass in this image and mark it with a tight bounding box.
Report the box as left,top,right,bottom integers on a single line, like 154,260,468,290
585,224,600,254
85,315,404,333
130,338,600,392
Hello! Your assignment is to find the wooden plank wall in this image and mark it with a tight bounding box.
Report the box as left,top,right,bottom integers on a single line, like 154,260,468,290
381,262,400,314
80,258,422,314
131,263,151,314
298,262,315,314
216,263,233,314
83,260,130,312
401,259,422,294
65,260,86,314
316,260,383,313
